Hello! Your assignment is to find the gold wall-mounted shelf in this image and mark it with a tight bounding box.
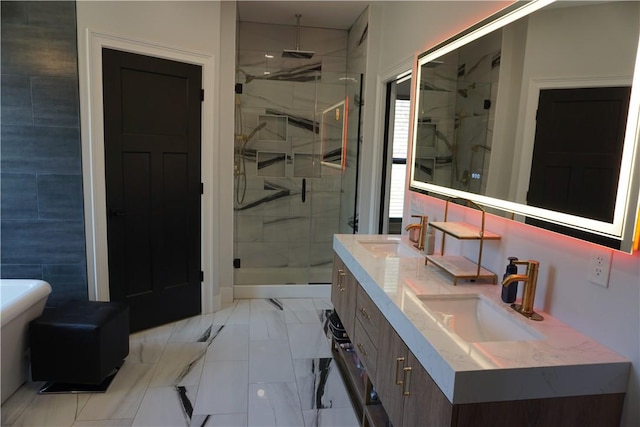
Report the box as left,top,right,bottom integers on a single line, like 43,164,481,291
426,198,500,284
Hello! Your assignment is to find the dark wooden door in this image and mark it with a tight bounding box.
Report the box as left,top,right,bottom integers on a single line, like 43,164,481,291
527,86,630,227
102,48,202,332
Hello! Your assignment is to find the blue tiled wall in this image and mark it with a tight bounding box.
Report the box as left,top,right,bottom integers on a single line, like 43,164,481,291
1,1,87,306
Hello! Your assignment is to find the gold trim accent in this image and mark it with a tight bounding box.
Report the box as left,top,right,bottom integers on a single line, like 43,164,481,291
395,357,405,385
402,367,412,396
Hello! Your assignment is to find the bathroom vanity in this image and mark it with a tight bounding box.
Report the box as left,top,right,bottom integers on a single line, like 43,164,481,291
331,234,630,427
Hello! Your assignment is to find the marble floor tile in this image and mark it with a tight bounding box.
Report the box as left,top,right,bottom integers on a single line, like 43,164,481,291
132,385,198,427
287,323,333,359
312,298,333,311
283,299,323,324
250,309,288,341
194,360,249,416
205,324,249,362
2,299,357,427
127,322,175,364
73,419,134,427
0,381,41,426
227,299,252,325
169,313,217,343
190,413,247,427
248,382,304,427
302,407,359,427
149,342,209,387
75,363,155,421
249,340,295,383
8,393,80,427
293,358,351,410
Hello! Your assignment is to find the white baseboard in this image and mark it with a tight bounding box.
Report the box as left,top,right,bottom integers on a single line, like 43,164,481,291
233,284,331,299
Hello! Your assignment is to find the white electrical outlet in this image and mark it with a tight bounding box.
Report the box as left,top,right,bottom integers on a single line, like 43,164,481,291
588,248,612,288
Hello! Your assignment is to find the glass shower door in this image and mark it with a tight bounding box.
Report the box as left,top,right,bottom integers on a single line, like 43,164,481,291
233,71,360,286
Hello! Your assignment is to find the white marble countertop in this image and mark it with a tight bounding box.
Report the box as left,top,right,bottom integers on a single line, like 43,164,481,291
333,234,630,404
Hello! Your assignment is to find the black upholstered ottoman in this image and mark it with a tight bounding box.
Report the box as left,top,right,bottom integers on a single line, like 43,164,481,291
29,300,129,393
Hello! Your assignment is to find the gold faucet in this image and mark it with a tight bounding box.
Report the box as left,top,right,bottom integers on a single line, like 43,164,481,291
405,215,428,251
501,260,544,321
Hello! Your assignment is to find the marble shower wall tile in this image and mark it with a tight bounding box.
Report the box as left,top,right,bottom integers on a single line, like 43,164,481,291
263,216,310,243
235,215,264,242
236,242,290,268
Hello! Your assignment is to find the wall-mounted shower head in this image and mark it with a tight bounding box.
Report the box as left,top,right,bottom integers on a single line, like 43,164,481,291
283,14,315,59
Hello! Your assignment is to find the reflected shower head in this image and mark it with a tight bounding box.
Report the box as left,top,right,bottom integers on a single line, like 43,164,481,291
283,14,315,59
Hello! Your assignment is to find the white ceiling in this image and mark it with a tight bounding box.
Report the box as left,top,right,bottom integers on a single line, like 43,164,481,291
236,1,370,30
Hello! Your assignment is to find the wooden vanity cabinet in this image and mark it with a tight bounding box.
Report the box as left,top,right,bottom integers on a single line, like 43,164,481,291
376,318,453,427
331,253,357,337
330,252,625,427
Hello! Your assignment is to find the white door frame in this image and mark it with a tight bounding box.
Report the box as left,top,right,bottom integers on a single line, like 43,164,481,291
79,29,218,313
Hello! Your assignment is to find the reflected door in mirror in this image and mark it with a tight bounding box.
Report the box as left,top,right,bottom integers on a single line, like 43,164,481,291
527,86,630,223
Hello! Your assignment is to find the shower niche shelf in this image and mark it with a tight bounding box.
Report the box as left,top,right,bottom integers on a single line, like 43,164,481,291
258,114,287,142
426,198,500,285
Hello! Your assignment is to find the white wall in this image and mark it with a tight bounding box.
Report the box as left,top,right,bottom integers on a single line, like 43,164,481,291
358,1,510,234
363,2,640,425
76,1,237,312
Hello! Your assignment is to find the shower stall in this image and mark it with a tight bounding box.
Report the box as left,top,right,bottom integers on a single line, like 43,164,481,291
233,22,362,287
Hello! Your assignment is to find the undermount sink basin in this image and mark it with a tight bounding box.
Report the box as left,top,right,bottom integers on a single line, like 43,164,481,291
358,240,423,258
418,294,544,343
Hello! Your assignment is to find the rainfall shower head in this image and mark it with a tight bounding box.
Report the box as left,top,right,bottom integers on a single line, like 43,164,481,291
282,14,315,59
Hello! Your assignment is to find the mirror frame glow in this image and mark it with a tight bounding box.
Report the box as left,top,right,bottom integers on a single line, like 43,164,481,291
321,98,348,171
409,0,640,253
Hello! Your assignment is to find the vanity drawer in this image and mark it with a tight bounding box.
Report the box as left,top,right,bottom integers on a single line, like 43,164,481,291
356,285,382,344
354,318,378,379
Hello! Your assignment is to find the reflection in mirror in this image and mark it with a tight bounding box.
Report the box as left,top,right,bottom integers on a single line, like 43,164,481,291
411,0,640,252
321,99,347,170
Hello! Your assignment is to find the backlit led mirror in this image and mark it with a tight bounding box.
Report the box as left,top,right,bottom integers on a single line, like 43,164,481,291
410,0,640,252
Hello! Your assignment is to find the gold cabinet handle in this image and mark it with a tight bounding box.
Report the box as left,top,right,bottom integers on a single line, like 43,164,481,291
395,357,405,385
337,270,345,291
356,343,368,357
402,366,412,396
359,307,370,320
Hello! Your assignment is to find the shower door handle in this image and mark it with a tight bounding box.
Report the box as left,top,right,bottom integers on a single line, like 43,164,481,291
301,178,306,203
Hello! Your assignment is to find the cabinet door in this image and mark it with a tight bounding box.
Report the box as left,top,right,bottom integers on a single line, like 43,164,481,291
331,253,357,337
375,319,408,427
402,351,454,427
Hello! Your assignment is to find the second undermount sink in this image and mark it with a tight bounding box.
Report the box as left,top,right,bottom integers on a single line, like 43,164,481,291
418,294,544,343
357,240,424,258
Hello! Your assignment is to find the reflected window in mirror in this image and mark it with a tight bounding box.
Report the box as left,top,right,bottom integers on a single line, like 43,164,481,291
380,73,412,234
